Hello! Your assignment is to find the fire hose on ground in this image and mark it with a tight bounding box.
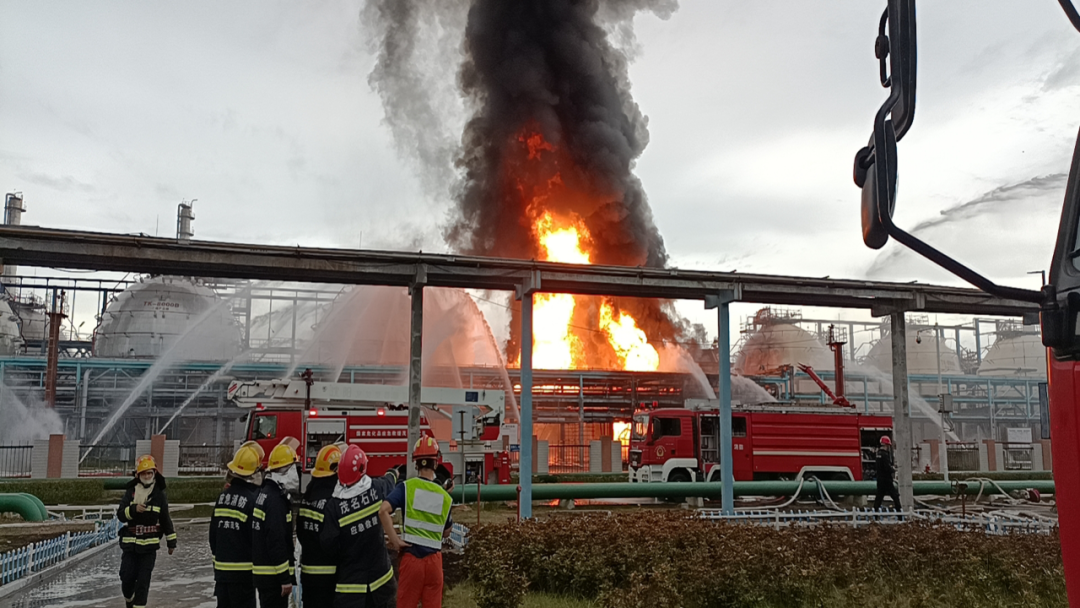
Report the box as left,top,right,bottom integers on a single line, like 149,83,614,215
447,479,1056,503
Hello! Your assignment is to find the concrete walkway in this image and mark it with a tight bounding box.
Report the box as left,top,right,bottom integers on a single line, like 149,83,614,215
0,523,214,608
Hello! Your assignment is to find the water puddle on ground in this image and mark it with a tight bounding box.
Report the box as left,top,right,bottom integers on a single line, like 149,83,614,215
0,523,214,608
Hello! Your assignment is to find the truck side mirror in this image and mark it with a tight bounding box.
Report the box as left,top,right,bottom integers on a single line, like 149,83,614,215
857,121,898,250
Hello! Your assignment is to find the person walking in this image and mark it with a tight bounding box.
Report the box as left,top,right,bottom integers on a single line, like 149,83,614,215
380,437,454,608
297,443,343,607
116,455,176,608
210,443,262,608
320,445,400,608
873,435,902,510
252,439,300,608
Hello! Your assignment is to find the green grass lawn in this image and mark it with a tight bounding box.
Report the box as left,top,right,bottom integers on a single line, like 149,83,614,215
446,584,596,608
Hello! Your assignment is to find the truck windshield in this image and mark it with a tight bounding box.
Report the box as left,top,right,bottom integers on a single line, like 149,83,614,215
632,414,648,440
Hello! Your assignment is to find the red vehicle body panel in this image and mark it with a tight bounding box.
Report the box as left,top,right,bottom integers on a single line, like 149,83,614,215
1049,359,1080,602
246,408,444,478
630,408,891,481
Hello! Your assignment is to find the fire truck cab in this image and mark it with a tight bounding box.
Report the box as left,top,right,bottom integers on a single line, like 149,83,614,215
628,399,892,483
229,379,508,484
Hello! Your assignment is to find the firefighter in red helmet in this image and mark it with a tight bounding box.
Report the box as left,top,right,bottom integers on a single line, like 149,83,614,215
874,435,902,510
320,444,400,607
380,436,454,608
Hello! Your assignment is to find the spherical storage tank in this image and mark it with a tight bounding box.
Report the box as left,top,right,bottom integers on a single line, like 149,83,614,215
866,329,963,375
977,333,1046,379
0,299,24,355
735,323,833,376
93,276,241,360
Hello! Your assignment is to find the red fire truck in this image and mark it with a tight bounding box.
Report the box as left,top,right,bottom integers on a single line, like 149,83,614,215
228,378,511,484
628,400,892,483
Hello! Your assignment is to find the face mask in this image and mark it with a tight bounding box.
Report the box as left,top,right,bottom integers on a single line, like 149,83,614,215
271,466,300,495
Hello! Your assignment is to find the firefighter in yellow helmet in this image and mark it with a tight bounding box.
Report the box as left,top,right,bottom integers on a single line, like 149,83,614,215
380,436,454,608
252,438,299,608
210,443,262,608
116,455,175,608
297,443,343,607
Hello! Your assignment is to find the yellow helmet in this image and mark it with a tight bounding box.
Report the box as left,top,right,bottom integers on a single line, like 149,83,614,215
311,444,342,478
267,439,299,471
135,454,157,474
228,444,262,477
239,440,266,461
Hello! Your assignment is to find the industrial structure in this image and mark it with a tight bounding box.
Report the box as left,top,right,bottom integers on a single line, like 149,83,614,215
0,197,1047,519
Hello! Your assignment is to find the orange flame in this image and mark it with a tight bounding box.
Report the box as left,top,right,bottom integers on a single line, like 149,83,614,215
514,127,660,373
599,302,660,371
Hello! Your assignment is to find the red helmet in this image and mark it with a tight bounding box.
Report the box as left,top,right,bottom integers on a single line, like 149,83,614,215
338,445,369,487
880,436,893,446
412,436,441,463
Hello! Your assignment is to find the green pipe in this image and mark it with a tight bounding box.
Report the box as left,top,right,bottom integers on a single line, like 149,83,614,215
0,493,48,522
449,479,1056,503
16,493,49,520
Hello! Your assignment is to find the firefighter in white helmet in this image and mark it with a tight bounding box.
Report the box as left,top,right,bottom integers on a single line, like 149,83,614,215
252,438,299,608
380,436,454,608
210,443,262,608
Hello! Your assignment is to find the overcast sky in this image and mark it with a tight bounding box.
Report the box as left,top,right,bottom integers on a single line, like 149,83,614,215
1,1,1078,339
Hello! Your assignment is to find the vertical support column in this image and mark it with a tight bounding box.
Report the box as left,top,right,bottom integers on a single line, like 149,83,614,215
578,374,585,445
890,312,914,510
706,288,740,515
518,283,535,519
407,266,427,480
79,369,91,440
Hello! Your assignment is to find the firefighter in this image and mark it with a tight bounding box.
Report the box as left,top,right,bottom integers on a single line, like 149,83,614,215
320,445,400,608
252,438,300,608
210,443,262,608
380,436,453,608
873,435,902,510
116,455,176,608
297,443,343,607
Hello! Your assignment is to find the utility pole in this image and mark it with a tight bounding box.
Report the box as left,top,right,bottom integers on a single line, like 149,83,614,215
933,324,950,483
44,290,66,408
890,312,914,510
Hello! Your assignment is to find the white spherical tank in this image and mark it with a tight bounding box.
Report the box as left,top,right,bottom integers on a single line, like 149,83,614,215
9,300,46,343
735,323,833,376
93,276,241,360
0,299,24,355
866,329,963,375
977,333,1046,379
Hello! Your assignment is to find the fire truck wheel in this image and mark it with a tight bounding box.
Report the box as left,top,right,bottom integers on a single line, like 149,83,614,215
666,469,692,503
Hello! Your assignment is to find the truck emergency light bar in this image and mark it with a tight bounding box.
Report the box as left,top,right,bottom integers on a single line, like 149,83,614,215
227,379,505,414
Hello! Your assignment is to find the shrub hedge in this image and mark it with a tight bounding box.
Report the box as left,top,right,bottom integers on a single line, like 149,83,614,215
0,477,225,506
465,512,1066,608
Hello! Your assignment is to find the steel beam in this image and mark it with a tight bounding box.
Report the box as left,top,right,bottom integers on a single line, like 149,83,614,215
0,227,1036,315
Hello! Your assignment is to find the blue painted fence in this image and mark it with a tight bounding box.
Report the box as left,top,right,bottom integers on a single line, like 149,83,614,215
0,518,121,586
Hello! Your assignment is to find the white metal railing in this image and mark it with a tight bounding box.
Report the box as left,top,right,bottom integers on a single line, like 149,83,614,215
0,518,121,585
695,508,1057,535
448,523,469,551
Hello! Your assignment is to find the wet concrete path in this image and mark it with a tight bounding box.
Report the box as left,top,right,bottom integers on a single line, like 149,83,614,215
0,522,214,608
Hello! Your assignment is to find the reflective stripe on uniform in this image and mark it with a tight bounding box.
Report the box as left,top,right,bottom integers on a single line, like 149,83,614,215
252,508,266,521
339,501,382,527
252,561,290,576
334,568,394,593
121,537,161,546
301,564,336,575
286,512,292,523
124,506,132,520
214,560,253,571
166,533,177,541
147,505,160,513
214,508,248,522
298,508,324,522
